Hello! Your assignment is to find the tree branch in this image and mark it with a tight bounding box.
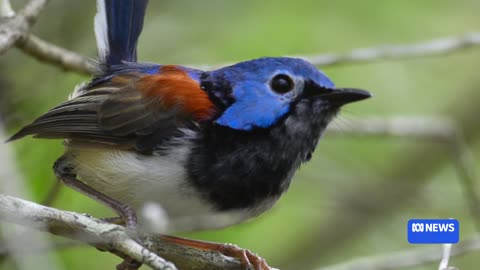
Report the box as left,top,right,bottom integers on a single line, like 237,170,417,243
0,0,94,75
15,34,95,74
18,0,49,24
0,194,248,270
296,32,480,67
196,32,480,70
318,234,480,270
0,0,49,54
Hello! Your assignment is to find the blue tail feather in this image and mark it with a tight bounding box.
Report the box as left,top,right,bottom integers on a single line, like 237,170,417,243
95,0,149,66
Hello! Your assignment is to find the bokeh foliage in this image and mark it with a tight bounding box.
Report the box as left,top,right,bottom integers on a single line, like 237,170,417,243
2,0,480,269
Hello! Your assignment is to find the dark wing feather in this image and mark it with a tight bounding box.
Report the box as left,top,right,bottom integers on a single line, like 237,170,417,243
98,84,178,137
7,85,129,145
8,71,214,152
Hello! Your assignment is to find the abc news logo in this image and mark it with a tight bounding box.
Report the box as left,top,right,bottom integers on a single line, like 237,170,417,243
411,222,456,233
407,219,459,244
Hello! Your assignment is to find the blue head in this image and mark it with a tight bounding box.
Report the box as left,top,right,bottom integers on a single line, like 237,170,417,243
202,57,370,130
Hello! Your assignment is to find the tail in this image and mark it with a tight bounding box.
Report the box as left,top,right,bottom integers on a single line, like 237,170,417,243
95,0,149,66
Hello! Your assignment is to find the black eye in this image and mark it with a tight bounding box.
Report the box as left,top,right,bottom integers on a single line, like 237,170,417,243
270,74,295,94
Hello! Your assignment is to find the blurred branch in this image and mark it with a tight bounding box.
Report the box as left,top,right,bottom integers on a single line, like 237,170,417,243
0,0,49,54
0,194,251,270
438,244,456,270
3,1,480,75
327,117,457,139
15,31,480,75
318,234,480,270
15,34,95,74
0,0,94,74
328,116,480,232
0,0,14,17
295,32,480,67
199,32,480,70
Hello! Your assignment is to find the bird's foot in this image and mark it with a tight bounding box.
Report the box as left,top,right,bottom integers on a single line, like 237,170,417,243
217,243,271,270
160,235,272,270
101,215,143,270
54,157,142,269
115,257,143,270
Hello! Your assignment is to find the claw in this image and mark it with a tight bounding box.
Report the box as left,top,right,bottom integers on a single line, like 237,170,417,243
218,243,271,270
116,258,142,270
160,235,272,270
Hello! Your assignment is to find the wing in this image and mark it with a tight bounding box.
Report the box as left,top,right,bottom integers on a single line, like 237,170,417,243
8,66,215,152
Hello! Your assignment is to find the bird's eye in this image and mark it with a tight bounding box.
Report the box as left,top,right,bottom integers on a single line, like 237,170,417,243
270,74,295,94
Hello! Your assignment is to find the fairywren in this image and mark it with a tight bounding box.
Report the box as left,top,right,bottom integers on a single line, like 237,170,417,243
8,0,371,269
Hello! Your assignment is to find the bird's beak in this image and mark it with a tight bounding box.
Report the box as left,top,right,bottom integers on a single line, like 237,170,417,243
303,83,371,106
321,88,371,105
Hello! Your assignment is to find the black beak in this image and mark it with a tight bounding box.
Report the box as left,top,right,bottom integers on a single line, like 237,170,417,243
303,83,371,106
321,88,371,105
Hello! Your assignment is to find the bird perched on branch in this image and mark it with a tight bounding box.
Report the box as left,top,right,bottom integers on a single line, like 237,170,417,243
8,0,371,269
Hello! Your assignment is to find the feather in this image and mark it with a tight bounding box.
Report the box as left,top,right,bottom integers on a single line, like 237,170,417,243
95,0,149,66
138,66,215,120
7,68,216,152
94,0,109,63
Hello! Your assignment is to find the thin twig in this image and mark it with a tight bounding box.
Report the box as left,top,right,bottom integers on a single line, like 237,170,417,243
296,32,480,67
438,244,454,270
15,34,95,75
318,235,480,270
18,0,49,25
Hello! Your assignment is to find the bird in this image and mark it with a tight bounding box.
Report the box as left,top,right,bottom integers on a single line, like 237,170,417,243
8,0,371,269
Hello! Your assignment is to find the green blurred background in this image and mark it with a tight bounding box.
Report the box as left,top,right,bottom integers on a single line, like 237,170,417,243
1,0,480,269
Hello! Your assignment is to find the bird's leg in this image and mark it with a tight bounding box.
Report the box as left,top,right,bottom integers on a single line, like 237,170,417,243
102,216,126,225
53,157,137,230
55,175,137,229
41,179,62,206
160,235,272,270
53,157,141,270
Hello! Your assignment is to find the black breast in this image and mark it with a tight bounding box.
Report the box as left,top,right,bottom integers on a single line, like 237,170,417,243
186,100,332,211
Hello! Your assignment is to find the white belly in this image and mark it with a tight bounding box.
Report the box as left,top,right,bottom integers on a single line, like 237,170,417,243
68,145,261,232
